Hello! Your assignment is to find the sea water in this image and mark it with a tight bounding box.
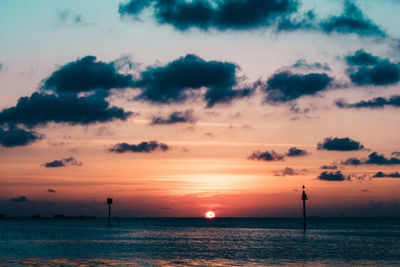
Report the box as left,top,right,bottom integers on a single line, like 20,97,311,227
0,218,399,266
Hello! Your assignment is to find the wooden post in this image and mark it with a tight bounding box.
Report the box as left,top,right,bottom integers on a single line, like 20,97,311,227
301,185,308,231
107,198,112,226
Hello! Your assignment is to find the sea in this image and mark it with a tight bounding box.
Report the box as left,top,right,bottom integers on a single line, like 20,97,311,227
0,217,399,266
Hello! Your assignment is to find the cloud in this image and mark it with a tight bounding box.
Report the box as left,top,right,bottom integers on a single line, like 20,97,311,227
345,49,380,66
9,196,29,203
341,157,363,166
119,0,299,31
119,0,152,18
336,95,400,109
119,0,386,39
392,151,400,157
344,50,400,86
44,157,82,168
249,147,308,162
151,109,197,125
48,189,57,193
365,152,400,165
317,137,364,151
373,171,400,178
0,127,43,147
321,165,338,170
0,91,131,127
259,71,332,104
286,147,308,157
349,62,400,86
41,56,134,93
317,171,351,181
248,150,285,162
109,141,169,153
95,126,114,136
276,10,318,32
320,0,385,37
57,9,91,26
134,54,252,107
290,59,331,71
274,167,298,176
45,160,65,168
342,152,400,165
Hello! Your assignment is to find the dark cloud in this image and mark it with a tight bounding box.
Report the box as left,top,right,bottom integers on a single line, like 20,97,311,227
44,160,64,168
44,157,82,168
345,50,400,86
48,189,57,193
119,0,152,18
317,137,364,151
109,141,169,153
0,127,43,147
317,171,350,181
373,171,400,178
41,56,134,93
392,151,400,157
248,150,285,162
151,109,197,125
119,0,299,31
286,147,308,157
345,49,380,66
320,0,385,37
9,196,29,203
348,62,400,86
249,147,308,162
336,95,400,109
134,54,252,107
290,59,331,71
259,71,332,103
342,152,400,166
119,0,386,39
365,152,400,165
341,157,363,166
321,165,338,170
0,91,131,127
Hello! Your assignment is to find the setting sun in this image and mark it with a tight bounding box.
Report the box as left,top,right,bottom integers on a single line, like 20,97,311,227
205,211,216,219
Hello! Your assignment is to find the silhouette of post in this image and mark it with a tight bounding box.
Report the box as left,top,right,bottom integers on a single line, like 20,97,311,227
301,185,308,231
107,198,112,226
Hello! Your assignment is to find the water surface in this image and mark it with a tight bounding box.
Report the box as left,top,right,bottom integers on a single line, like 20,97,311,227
0,218,399,266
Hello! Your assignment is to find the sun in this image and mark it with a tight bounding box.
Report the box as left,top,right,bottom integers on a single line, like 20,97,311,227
205,211,216,219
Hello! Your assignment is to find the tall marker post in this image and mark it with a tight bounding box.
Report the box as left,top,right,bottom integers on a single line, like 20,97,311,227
301,185,308,232
107,198,113,226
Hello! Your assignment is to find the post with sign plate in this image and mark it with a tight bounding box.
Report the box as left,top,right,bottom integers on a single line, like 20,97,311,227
301,185,308,231
107,198,112,226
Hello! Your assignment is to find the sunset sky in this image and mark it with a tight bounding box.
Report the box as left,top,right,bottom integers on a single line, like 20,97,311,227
1,0,400,217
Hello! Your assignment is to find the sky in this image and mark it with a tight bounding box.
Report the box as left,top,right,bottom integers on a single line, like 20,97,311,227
0,0,400,218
